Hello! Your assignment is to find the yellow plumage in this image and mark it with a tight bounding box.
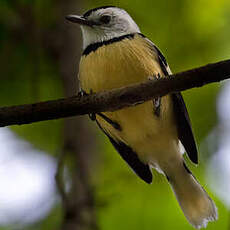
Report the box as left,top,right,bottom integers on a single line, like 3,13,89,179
79,34,178,165
69,5,217,227
78,32,217,228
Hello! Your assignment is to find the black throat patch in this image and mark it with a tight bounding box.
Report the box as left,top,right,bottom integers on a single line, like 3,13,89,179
82,33,136,56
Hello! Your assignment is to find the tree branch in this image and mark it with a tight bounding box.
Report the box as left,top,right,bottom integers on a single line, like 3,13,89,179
0,59,230,128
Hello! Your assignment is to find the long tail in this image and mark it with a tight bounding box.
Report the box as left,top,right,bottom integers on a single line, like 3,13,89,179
164,161,218,229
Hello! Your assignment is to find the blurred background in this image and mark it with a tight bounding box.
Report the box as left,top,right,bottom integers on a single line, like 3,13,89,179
0,0,230,229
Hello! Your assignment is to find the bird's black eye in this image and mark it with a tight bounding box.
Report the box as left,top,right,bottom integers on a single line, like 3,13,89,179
100,15,111,24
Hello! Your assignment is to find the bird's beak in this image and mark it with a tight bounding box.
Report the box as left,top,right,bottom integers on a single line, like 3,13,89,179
65,15,96,27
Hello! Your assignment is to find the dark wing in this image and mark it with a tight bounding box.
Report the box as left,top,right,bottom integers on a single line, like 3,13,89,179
171,93,198,164
145,37,198,164
96,120,153,184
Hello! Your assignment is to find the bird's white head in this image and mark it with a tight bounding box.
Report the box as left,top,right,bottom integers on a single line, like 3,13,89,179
66,6,140,49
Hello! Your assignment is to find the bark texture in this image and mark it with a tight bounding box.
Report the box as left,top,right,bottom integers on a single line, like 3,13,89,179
0,59,229,128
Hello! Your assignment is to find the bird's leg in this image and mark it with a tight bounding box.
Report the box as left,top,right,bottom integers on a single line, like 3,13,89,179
149,74,161,117
78,89,121,130
77,89,96,121
77,88,87,97
88,89,96,121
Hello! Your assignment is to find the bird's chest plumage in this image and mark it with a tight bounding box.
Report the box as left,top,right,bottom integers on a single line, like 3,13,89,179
79,36,177,161
79,36,162,91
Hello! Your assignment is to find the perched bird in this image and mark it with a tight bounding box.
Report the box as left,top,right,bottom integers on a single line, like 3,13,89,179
66,6,217,228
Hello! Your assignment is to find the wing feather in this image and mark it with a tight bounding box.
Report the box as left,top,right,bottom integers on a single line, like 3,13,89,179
96,120,153,184
143,35,198,164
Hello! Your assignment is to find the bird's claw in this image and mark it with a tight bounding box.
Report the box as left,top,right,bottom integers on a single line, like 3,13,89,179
77,89,88,97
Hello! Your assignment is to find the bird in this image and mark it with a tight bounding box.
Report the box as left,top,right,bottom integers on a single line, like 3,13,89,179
66,6,218,228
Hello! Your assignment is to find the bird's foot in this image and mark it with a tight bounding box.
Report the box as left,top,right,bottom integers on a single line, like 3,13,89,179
77,89,96,121
149,74,161,117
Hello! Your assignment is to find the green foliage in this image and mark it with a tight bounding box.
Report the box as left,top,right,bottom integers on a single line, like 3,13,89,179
0,0,230,229
95,135,229,230
85,1,230,229
0,0,64,153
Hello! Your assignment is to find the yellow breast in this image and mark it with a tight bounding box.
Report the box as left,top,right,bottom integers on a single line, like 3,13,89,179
79,34,163,92
79,34,177,162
